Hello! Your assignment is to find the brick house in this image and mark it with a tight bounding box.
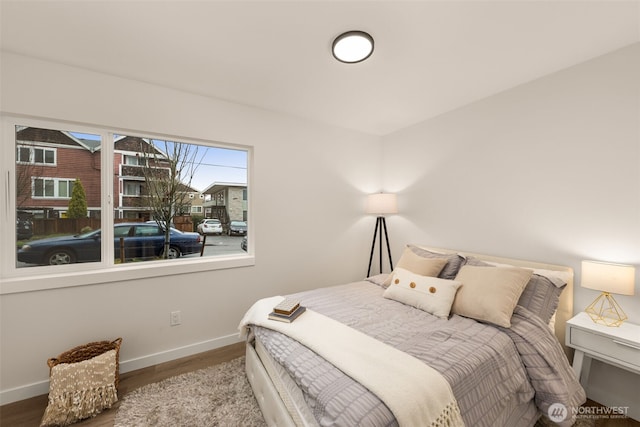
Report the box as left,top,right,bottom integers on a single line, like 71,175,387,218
15,127,101,219
16,128,201,223
114,135,201,222
114,135,169,220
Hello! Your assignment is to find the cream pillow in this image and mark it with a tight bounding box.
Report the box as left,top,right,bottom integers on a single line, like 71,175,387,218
383,268,462,318
383,248,448,286
452,265,533,328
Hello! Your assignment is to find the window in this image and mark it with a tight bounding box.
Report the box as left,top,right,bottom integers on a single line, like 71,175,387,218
2,117,253,293
17,145,56,166
32,178,75,199
123,182,143,196
134,224,161,237
124,154,147,166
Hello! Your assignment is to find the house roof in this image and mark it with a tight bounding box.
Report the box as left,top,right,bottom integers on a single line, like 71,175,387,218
16,127,98,152
114,136,168,158
202,182,247,195
2,2,638,135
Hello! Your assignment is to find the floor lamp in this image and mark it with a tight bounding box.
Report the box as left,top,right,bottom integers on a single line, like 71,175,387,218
366,193,397,277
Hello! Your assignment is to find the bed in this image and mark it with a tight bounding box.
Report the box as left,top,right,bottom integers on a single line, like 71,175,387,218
240,245,586,427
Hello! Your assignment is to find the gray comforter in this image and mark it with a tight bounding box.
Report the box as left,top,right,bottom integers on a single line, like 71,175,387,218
250,279,584,427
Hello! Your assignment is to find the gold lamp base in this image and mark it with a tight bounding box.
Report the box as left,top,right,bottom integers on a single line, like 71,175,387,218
585,292,628,327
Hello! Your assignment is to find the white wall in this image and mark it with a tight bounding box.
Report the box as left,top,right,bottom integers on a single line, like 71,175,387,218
381,43,640,418
0,52,382,403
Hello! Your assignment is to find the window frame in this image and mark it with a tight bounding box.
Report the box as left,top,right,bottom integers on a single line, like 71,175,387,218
16,144,57,166
0,115,254,295
123,154,148,166
123,181,143,197
32,177,75,199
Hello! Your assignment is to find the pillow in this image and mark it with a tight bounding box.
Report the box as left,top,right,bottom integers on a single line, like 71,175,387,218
451,265,533,327
382,248,448,286
517,274,566,325
383,268,462,318
406,245,465,279
41,340,121,427
463,256,568,324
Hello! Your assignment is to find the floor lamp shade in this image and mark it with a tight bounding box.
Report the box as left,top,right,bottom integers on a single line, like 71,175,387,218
581,260,635,327
366,193,397,277
366,193,398,215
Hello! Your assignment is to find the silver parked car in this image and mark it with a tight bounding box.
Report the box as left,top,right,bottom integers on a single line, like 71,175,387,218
228,220,247,236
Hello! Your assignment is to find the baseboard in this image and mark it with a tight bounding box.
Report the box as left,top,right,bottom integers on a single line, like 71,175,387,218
0,333,242,406
119,333,242,373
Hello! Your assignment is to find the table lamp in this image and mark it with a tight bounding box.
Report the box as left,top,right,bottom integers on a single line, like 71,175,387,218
366,193,397,277
581,260,635,327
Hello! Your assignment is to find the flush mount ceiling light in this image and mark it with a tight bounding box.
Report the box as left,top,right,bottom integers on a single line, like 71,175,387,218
332,31,374,64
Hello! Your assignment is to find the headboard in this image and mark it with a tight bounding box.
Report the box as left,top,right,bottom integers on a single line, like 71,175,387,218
417,245,574,359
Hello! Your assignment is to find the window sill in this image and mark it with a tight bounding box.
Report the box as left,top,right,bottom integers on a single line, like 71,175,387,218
0,254,255,294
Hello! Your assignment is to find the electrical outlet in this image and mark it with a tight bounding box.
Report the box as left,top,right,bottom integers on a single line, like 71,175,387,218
170,310,181,326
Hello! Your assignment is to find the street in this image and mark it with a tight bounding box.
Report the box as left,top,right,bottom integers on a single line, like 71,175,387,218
192,234,246,258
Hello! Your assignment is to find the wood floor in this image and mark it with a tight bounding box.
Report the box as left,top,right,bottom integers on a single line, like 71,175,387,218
1,340,638,427
0,342,245,427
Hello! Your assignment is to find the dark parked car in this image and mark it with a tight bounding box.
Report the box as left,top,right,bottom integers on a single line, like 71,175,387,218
17,223,202,265
16,211,33,240
241,236,247,251
228,220,247,236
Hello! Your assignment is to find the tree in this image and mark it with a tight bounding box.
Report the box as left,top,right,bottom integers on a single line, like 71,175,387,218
67,178,88,219
137,139,203,259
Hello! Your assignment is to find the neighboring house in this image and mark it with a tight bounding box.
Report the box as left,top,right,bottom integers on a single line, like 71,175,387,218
202,182,248,227
113,135,201,221
15,127,101,219
114,135,171,221
187,191,206,216
16,129,201,223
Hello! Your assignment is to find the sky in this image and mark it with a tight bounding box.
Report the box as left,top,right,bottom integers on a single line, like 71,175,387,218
174,144,247,192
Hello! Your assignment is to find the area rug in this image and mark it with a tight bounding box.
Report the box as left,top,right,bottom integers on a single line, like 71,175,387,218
114,356,266,427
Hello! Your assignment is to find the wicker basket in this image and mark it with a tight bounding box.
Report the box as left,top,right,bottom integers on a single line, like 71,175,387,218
46,337,123,388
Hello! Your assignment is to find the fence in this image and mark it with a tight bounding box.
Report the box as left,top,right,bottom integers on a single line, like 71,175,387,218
32,218,98,235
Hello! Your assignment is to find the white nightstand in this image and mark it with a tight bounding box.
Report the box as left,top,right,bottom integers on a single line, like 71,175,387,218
566,312,640,386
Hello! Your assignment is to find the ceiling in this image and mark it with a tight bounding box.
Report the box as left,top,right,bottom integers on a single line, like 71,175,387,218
1,1,639,136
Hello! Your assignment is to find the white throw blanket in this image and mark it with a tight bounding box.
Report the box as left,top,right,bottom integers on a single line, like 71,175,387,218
239,296,465,427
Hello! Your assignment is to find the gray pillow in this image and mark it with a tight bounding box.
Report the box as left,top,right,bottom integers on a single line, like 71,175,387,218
517,274,566,324
406,245,464,280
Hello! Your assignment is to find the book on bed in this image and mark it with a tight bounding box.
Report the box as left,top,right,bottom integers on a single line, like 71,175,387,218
273,298,301,315
268,305,306,323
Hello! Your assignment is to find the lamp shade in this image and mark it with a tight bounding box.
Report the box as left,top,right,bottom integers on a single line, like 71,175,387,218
366,193,397,215
581,260,635,296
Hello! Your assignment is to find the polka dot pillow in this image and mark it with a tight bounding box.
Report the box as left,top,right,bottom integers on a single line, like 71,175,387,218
383,267,462,318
